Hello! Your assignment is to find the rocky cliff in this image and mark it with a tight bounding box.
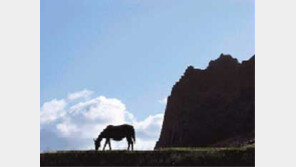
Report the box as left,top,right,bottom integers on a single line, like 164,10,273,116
155,54,255,149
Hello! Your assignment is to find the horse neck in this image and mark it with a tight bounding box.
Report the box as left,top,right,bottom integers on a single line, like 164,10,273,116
98,134,104,141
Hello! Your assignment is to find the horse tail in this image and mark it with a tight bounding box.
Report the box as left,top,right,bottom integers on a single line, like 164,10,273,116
131,127,136,143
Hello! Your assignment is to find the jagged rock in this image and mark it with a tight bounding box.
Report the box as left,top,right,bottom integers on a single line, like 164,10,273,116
155,54,255,149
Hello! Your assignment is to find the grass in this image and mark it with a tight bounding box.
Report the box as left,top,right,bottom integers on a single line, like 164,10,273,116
159,143,255,151
40,144,255,166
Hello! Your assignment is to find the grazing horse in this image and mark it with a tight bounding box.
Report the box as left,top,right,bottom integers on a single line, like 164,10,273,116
94,124,136,151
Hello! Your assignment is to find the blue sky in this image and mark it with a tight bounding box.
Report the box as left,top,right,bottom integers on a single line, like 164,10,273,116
40,0,254,151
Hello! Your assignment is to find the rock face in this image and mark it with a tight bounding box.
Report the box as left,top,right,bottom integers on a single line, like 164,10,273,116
155,54,255,149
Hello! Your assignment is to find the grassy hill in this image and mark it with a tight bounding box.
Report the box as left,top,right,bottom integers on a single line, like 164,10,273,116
40,144,254,166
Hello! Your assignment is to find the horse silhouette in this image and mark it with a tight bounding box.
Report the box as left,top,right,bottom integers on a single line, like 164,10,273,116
94,124,136,151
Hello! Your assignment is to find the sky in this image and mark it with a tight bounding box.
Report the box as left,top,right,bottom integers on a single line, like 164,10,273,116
40,0,254,152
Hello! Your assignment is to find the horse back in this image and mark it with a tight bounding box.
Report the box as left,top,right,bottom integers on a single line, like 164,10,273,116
105,124,134,140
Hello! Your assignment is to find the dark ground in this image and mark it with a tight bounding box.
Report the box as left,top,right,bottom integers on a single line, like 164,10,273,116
40,144,254,166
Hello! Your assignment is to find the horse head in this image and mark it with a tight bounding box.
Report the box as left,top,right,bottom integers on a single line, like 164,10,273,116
94,138,101,151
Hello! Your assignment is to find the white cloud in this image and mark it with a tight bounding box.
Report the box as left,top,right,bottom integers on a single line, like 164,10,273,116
40,89,164,151
40,99,66,124
135,114,163,132
56,120,78,137
133,114,164,149
67,89,93,100
158,97,167,104
61,96,127,139
71,96,126,123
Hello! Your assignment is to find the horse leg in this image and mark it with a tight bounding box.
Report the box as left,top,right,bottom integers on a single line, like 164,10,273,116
108,139,112,150
103,139,108,151
127,137,133,151
126,138,130,150
131,142,134,151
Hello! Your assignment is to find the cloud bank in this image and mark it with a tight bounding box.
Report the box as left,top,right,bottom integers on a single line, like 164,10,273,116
40,89,164,152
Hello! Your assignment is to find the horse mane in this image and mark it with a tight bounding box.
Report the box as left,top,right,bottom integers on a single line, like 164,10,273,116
98,125,114,139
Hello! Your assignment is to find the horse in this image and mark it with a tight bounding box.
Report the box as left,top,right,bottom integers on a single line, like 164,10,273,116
93,124,136,151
